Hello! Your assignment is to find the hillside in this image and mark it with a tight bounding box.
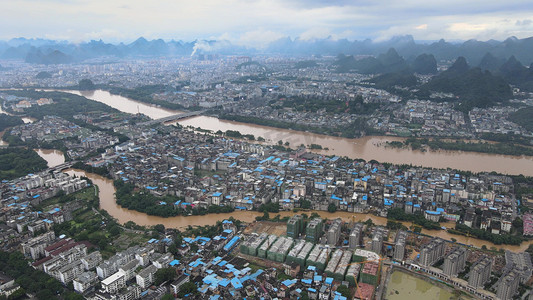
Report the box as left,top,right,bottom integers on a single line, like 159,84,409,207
422,57,512,111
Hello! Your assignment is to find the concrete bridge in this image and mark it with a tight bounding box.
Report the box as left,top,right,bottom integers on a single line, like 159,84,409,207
52,161,76,171
140,110,205,126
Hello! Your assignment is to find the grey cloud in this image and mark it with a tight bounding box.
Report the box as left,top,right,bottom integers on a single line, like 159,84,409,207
516,19,532,26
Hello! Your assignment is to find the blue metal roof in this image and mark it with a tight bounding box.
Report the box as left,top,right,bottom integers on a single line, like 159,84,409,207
224,236,240,251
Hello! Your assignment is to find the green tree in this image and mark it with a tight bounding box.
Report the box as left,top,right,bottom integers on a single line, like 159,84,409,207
35,289,54,300
78,79,95,90
154,224,166,233
161,294,174,300
300,291,310,300
64,292,85,300
177,282,198,298
108,225,121,236
190,243,199,253
7,288,26,300
301,199,311,209
336,285,352,299
154,268,176,285
526,243,533,255
327,203,337,213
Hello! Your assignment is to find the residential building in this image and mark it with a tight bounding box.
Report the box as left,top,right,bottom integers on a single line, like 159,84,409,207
349,223,364,249
73,271,98,294
101,270,126,294
497,270,520,300
393,231,407,261
468,256,492,288
136,265,157,289
443,247,466,277
326,218,342,246
419,238,445,266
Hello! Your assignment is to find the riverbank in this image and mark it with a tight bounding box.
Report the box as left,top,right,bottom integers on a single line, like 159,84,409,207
33,164,533,252
386,137,533,157
40,89,533,175
44,87,533,158
218,113,371,139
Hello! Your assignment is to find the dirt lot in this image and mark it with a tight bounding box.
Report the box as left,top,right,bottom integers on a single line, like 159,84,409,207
236,252,286,270
244,221,287,236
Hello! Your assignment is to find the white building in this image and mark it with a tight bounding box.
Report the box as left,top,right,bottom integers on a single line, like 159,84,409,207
73,271,98,293
136,265,157,289
101,271,126,294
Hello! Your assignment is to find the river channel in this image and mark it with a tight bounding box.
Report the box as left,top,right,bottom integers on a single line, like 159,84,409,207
59,89,533,176
0,105,34,146
31,149,533,252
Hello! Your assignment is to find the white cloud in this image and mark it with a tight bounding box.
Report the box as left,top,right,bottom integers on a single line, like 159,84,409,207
236,30,286,48
300,28,333,41
0,0,533,44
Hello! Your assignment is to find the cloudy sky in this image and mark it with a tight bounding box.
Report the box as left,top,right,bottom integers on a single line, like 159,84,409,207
1,0,533,47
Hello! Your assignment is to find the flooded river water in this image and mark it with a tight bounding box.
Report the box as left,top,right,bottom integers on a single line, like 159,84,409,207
59,89,533,176
27,89,533,251
33,149,533,251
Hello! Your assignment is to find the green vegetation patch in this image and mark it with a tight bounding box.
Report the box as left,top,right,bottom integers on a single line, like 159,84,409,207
449,224,522,245
106,85,187,110
0,148,48,180
114,179,234,217
0,113,24,132
5,90,120,120
0,251,82,300
387,207,442,230
509,106,533,132
388,137,533,157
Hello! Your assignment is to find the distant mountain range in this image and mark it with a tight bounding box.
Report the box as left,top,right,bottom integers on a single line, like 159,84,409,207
359,52,516,111
334,48,437,74
1,35,533,66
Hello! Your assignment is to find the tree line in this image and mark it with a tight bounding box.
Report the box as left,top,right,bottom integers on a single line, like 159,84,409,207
114,179,235,218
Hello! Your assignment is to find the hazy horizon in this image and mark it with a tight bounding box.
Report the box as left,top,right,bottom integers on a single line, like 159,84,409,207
1,0,532,48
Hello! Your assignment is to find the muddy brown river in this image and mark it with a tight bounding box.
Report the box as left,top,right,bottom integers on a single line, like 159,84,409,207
33,149,533,251
58,89,533,176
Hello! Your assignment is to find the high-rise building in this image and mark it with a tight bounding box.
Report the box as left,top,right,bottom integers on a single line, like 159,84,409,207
305,218,323,243
326,218,342,246
371,227,386,255
468,256,492,288
503,250,532,284
287,214,304,238
419,238,445,266
393,231,408,261
349,223,364,249
443,247,467,277
497,270,520,300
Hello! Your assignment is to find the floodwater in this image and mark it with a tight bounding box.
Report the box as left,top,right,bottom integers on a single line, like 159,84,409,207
21,117,36,123
385,270,454,300
0,104,34,123
34,149,65,168
61,89,181,119
34,148,533,251
55,89,533,176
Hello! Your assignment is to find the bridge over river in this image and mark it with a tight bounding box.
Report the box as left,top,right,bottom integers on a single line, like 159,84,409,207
139,110,205,126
